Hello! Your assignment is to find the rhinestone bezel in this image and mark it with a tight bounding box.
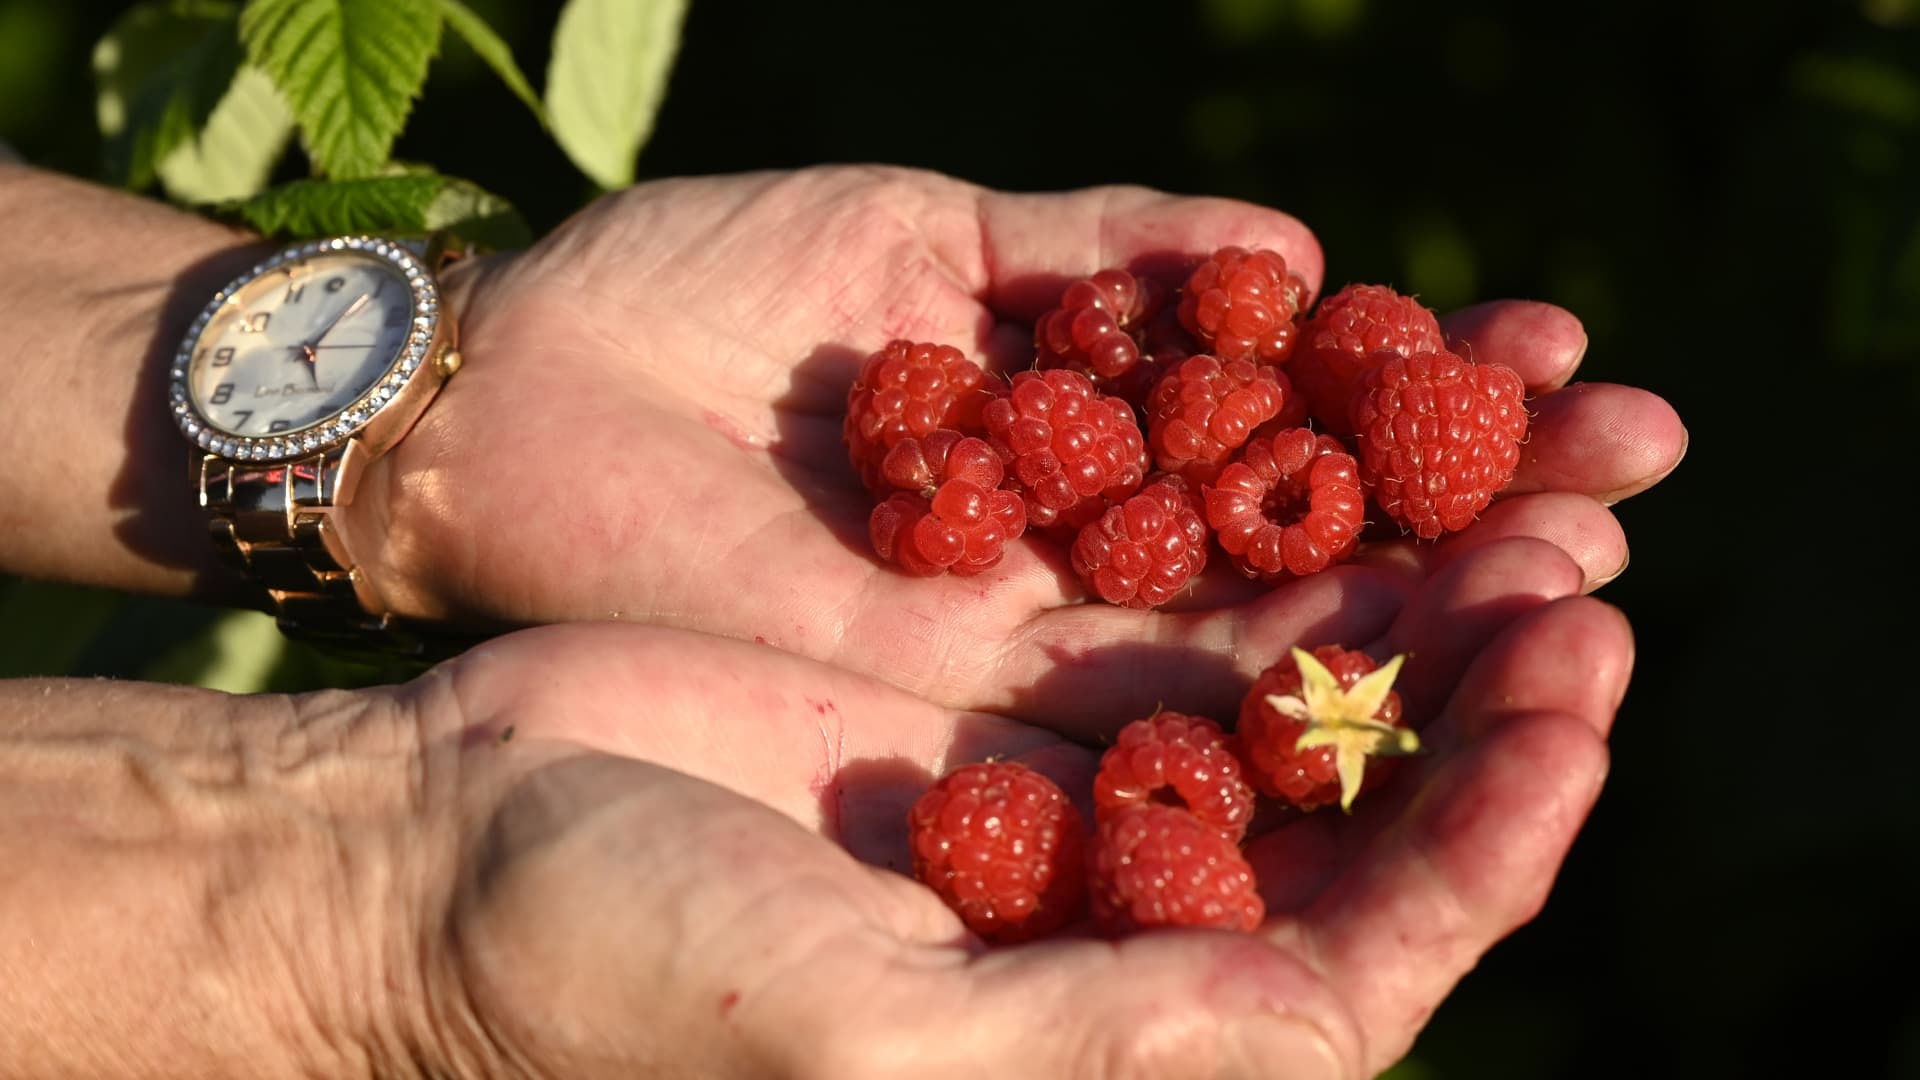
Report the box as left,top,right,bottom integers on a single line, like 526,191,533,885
169,236,441,462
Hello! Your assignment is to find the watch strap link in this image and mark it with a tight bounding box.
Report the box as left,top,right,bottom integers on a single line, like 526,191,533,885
197,451,477,662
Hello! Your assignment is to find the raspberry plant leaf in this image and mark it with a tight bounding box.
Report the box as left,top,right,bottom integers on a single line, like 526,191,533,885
220,170,531,251
1268,647,1419,812
238,0,443,180
93,0,251,191
544,0,687,190
154,64,295,204
433,0,545,126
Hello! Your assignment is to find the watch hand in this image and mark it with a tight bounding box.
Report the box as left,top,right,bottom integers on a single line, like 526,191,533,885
311,293,372,347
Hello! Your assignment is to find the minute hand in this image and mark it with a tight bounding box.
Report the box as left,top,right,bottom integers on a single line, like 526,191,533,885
310,293,371,347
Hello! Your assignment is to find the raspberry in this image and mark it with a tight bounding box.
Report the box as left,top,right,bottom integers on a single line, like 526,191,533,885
983,369,1148,531
908,760,1087,943
1238,645,1419,812
1092,712,1256,841
1202,428,1364,581
1069,474,1210,608
1348,350,1529,540
1088,805,1264,935
1144,354,1291,484
1033,268,1170,407
1290,283,1446,437
868,431,1027,576
844,340,995,494
1175,246,1308,366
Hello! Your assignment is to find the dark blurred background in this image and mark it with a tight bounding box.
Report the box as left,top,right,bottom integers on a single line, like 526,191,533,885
3,0,1917,1075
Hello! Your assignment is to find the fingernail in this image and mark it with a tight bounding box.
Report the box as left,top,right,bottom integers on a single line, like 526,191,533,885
1591,547,1630,590
1214,1015,1345,1080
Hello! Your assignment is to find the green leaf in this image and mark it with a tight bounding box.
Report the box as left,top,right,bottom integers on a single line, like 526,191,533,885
544,0,687,190
434,0,545,126
157,63,295,203
220,171,532,250
239,0,443,179
93,0,246,190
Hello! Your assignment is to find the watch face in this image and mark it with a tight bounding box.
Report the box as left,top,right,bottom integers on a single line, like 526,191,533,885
170,237,444,462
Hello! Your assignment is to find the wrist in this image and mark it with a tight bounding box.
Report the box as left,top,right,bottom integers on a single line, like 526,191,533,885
341,249,522,630
0,164,269,602
0,678,480,1076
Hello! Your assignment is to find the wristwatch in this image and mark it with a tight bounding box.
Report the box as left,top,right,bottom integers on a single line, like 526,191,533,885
167,234,466,660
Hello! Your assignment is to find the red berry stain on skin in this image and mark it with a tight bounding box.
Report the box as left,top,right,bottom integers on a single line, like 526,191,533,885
702,409,768,450
718,990,740,1018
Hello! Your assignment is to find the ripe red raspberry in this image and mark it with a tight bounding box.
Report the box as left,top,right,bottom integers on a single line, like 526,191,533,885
983,369,1148,531
1238,645,1418,813
1175,246,1309,366
1348,350,1529,539
1203,428,1365,581
1089,805,1264,935
868,431,1027,576
1033,268,1171,408
1290,283,1446,437
1092,712,1256,841
908,760,1087,943
1069,474,1209,609
844,340,995,494
1144,354,1291,484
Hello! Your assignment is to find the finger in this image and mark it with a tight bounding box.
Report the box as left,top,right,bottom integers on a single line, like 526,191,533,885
1509,382,1689,505
1434,595,1635,743
1380,536,1588,725
1418,492,1629,594
1295,598,1629,1074
775,932,1364,1080
975,186,1325,320
1438,299,1589,391
989,564,1415,740
1243,537,1587,914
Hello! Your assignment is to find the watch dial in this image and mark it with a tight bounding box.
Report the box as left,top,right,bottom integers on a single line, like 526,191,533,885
187,250,415,437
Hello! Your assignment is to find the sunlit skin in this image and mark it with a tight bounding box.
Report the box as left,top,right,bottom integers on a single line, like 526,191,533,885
344,166,1687,736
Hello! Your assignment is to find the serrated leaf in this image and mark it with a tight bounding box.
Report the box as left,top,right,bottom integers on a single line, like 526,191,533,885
434,0,545,126
239,0,442,179
544,0,687,190
93,0,244,190
158,63,295,203
222,172,531,250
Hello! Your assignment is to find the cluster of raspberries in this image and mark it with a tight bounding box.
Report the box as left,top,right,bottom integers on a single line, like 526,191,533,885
844,246,1531,604
908,644,1418,942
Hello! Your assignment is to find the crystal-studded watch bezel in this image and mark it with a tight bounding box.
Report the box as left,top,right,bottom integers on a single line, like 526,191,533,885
168,236,443,463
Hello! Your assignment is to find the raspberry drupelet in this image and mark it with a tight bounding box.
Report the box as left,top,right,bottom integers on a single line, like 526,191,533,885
1069,474,1210,609
1176,245,1309,366
1088,804,1265,935
867,430,1026,576
1091,711,1257,841
1033,267,1170,408
908,760,1088,943
1290,283,1446,437
1144,353,1291,484
983,369,1148,531
1237,645,1419,813
1203,428,1365,581
1348,349,1529,539
844,339,996,494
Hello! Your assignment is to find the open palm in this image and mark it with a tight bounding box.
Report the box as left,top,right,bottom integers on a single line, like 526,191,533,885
406,535,1625,1078
357,166,1679,730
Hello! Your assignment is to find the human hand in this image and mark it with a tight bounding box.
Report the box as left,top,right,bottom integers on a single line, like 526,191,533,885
370,534,1624,1078
350,166,1680,730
